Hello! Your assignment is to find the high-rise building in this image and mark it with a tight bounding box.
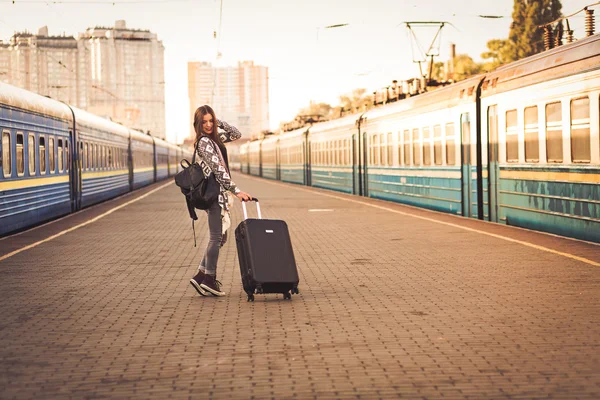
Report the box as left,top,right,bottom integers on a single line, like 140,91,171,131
79,20,166,138
187,61,269,142
0,21,166,140
0,27,81,107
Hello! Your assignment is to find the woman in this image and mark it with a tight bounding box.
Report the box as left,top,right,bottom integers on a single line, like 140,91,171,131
189,105,252,297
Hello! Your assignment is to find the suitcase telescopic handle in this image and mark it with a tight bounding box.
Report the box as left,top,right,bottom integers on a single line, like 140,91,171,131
241,198,261,220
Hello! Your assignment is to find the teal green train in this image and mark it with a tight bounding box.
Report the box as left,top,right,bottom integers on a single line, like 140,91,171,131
240,34,600,243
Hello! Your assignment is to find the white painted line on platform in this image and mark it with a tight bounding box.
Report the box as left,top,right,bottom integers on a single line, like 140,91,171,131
245,175,600,267
308,209,334,212
0,181,174,263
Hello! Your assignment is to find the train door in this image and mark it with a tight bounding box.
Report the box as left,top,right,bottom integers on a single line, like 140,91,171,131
152,139,157,183
362,131,369,197
68,129,80,212
352,133,362,195
276,143,281,181
487,105,499,222
75,139,83,211
304,131,311,186
460,113,476,218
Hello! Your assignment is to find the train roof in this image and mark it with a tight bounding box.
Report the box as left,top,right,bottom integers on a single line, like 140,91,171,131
0,81,72,121
308,112,362,135
71,105,130,138
277,126,308,141
481,33,600,97
153,136,180,150
364,75,485,122
129,128,154,144
261,134,280,144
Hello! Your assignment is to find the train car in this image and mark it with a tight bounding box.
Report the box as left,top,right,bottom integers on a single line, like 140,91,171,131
72,106,131,209
260,135,279,180
239,142,249,174
167,141,181,177
480,34,600,242
0,82,74,235
362,76,484,217
248,139,262,177
129,129,155,189
153,137,171,181
308,114,358,194
278,127,309,185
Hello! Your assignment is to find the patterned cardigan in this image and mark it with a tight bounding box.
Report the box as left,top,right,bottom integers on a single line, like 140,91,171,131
194,119,242,212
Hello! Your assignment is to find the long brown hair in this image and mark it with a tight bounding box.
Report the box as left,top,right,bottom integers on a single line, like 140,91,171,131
193,105,223,147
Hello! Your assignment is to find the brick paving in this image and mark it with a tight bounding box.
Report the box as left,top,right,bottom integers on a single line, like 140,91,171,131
0,174,599,399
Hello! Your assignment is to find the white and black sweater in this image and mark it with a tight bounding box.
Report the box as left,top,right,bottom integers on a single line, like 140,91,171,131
194,120,242,211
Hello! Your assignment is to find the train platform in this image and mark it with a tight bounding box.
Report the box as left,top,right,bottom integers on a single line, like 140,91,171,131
1,174,599,399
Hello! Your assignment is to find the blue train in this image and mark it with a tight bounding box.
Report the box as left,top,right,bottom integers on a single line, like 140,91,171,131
0,82,191,236
241,33,600,243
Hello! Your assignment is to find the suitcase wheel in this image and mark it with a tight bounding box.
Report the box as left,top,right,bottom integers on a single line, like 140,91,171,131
292,287,299,295
247,294,255,302
283,292,292,300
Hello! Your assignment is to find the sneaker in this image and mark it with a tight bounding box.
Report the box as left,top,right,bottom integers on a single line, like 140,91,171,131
190,270,208,296
200,274,226,296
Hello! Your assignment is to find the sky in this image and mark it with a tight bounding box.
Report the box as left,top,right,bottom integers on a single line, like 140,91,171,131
0,0,595,144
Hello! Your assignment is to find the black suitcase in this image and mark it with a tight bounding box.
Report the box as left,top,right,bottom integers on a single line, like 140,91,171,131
235,199,300,302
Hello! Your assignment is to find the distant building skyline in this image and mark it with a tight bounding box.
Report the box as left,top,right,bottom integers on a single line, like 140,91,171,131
187,60,269,142
0,20,166,140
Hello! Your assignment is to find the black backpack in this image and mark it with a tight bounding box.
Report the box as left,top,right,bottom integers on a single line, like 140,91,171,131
175,141,220,245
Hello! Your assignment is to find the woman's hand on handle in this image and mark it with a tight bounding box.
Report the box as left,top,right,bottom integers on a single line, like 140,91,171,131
235,191,253,202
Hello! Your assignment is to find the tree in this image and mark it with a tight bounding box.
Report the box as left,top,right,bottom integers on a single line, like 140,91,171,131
481,39,514,71
298,101,333,121
338,88,373,114
507,0,562,61
453,54,483,81
429,61,445,83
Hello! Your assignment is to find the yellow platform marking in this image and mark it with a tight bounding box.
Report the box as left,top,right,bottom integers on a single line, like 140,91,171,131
0,181,173,263
246,175,600,267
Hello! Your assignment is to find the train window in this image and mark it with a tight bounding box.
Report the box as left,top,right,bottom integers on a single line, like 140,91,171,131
570,97,590,163
49,137,55,173
39,136,46,175
412,129,421,166
369,136,374,165
422,127,431,166
488,106,499,164
28,134,36,176
108,148,113,169
79,142,83,171
524,106,539,162
65,140,69,173
445,123,456,166
505,110,519,162
2,130,10,178
374,134,381,166
16,133,24,176
58,139,64,173
433,125,442,165
387,132,393,166
85,143,89,170
346,139,351,165
377,134,384,166
403,130,410,165
396,132,402,166
91,143,95,169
